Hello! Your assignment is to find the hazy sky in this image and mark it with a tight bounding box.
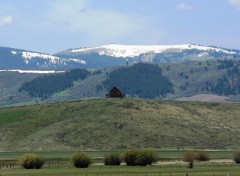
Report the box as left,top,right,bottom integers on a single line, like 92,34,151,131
0,0,240,53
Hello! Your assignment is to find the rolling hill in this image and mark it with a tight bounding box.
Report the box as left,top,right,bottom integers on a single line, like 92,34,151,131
0,98,239,151
1,59,240,107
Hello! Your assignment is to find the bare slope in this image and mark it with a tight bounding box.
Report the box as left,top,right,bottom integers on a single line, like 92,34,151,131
0,98,239,151
178,94,229,102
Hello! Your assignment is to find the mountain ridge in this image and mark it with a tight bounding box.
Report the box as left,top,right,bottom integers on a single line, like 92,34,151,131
67,44,238,58
0,46,85,69
55,43,240,68
1,44,240,69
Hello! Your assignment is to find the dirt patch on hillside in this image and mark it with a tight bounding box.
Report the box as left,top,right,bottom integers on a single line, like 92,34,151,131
178,94,229,103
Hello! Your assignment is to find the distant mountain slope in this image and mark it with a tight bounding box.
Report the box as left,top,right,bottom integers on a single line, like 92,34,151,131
178,94,229,102
1,44,240,69
0,98,239,151
1,59,240,107
103,63,173,98
68,44,238,58
0,71,40,106
17,64,173,99
19,69,89,99
56,44,240,68
0,46,85,69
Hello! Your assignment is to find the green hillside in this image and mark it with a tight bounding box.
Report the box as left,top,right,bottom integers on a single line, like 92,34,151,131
47,59,240,103
0,98,239,151
0,72,39,106
1,59,240,107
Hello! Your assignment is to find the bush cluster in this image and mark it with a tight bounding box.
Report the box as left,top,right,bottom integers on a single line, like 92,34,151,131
16,150,219,170
71,152,92,168
124,150,158,166
234,151,240,164
18,153,45,169
196,151,210,161
104,153,122,165
183,151,211,168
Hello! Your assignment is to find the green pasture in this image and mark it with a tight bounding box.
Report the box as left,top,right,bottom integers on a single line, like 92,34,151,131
1,165,240,176
0,150,237,176
0,150,234,161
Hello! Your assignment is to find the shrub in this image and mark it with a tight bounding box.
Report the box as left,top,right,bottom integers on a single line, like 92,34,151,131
124,150,138,166
104,153,122,165
144,150,158,165
18,153,44,169
196,151,210,161
234,151,240,164
71,152,92,168
183,151,195,168
135,150,158,166
124,149,158,166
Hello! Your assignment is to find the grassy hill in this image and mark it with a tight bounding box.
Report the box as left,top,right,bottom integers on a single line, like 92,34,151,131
0,98,240,151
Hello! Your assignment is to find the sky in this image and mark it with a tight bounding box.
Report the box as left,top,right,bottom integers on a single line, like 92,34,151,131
0,0,240,54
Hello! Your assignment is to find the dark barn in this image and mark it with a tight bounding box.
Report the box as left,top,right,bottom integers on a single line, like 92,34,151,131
106,86,125,98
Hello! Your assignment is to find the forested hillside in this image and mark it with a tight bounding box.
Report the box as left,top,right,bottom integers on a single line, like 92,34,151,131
1,59,240,107
103,63,174,98
18,63,174,100
159,59,240,101
19,69,89,99
212,59,240,95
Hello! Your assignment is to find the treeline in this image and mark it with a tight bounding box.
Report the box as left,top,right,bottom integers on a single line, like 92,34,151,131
217,59,237,70
213,65,240,95
103,63,174,98
19,69,89,99
200,59,240,96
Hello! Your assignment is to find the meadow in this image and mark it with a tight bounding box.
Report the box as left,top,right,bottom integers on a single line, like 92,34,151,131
1,162,240,176
0,150,238,176
0,150,235,161
1,98,240,175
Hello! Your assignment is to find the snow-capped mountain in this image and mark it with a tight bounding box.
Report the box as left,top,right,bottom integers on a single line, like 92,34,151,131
0,46,86,69
1,44,240,69
70,44,237,58
56,44,240,68
21,51,85,65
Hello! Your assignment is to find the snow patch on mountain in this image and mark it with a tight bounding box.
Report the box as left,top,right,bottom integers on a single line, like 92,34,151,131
71,44,237,58
0,69,65,74
11,51,17,55
22,52,63,64
21,51,86,65
68,58,86,64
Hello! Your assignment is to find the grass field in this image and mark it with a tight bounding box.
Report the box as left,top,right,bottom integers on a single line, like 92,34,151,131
0,150,235,161
1,164,240,176
1,98,240,151
0,150,235,176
